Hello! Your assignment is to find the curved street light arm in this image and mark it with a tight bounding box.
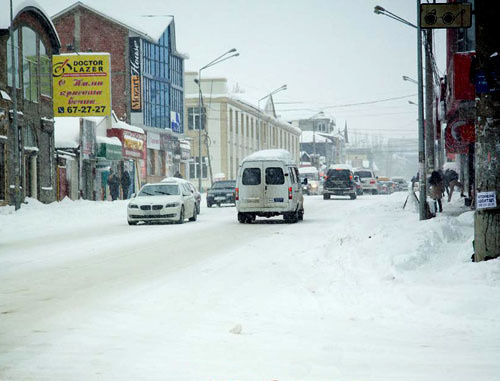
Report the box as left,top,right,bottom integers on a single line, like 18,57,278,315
200,49,238,71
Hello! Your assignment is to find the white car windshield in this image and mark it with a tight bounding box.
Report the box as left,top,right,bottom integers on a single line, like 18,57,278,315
138,184,179,196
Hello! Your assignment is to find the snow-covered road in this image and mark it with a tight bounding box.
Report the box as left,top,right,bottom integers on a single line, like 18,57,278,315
1,193,499,380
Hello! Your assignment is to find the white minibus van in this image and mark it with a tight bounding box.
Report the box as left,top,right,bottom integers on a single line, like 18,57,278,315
236,149,304,223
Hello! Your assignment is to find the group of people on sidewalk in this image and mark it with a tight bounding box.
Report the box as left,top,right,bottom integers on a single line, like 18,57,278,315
107,169,131,201
428,168,465,213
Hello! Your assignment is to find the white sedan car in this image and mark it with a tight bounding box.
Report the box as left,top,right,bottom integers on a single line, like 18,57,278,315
127,182,197,225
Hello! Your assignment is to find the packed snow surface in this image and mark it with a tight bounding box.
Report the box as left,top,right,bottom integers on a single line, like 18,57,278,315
1,192,499,380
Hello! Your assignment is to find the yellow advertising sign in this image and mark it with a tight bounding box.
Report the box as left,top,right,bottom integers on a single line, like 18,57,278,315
52,53,111,117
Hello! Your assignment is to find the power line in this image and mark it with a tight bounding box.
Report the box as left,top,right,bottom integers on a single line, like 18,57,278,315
275,93,418,112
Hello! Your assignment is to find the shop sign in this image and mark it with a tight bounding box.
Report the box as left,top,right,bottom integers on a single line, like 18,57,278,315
98,143,122,161
477,191,497,210
147,132,161,150
52,54,111,117
420,3,471,29
129,37,142,112
123,131,145,159
171,111,181,133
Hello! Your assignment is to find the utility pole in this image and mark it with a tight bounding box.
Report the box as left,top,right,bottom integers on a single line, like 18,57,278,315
9,0,21,210
474,0,500,261
425,29,435,172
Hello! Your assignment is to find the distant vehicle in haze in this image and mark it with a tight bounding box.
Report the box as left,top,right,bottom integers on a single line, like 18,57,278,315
323,164,357,200
353,175,364,195
298,166,321,195
391,177,408,192
354,168,378,195
206,180,237,208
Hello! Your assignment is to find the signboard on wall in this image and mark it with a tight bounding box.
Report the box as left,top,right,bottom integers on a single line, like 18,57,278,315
81,119,96,160
171,111,181,133
420,3,472,29
52,54,111,117
129,37,142,112
147,132,160,150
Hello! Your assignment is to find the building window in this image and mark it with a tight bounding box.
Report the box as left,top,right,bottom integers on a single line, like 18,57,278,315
188,107,206,130
40,40,50,97
7,29,20,88
22,27,38,102
189,156,207,179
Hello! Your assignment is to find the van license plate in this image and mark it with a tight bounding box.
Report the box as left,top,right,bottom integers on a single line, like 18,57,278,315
274,197,284,202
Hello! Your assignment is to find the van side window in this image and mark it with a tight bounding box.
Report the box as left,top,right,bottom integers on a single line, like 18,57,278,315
242,168,261,185
288,168,296,183
293,167,300,183
265,167,285,185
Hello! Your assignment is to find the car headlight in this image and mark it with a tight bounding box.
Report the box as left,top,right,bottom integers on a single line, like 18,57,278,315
311,183,318,188
227,193,233,196
128,204,138,209
165,202,180,208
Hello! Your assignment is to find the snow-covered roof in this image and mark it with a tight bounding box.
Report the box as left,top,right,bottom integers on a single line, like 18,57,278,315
1,0,61,49
112,120,144,134
300,131,336,144
96,135,121,147
52,1,177,48
298,166,318,174
242,149,294,164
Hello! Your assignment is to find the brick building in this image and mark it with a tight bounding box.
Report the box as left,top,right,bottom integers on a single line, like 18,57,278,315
0,1,61,207
52,1,186,185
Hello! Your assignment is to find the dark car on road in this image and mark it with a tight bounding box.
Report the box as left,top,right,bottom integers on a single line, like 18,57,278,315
207,180,237,207
323,165,357,200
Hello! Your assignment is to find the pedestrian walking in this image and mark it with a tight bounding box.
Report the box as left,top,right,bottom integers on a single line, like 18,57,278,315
121,170,131,199
444,168,464,202
108,169,120,201
429,170,444,213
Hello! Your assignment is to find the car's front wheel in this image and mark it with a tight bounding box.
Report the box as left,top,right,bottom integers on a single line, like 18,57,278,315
323,193,330,200
189,206,197,222
127,219,138,226
176,206,185,224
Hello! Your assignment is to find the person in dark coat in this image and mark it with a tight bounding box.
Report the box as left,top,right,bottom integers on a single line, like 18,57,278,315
444,168,464,202
108,169,120,201
174,171,183,179
429,170,444,213
121,170,131,199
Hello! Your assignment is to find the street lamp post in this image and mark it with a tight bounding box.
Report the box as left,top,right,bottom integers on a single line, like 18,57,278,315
374,3,427,221
257,84,287,150
196,49,239,191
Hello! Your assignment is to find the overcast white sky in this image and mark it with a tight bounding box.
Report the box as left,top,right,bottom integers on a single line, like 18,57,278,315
36,0,447,142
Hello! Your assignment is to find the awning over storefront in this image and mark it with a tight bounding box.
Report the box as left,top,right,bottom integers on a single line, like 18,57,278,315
107,120,146,160
97,136,122,160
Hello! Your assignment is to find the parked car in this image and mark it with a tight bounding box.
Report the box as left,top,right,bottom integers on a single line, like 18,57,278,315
161,177,201,214
236,149,304,223
207,180,237,207
323,164,357,200
298,166,321,195
391,177,408,192
354,168,378,194
376,177,394,195
353,175,363,195
127,182,197,225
